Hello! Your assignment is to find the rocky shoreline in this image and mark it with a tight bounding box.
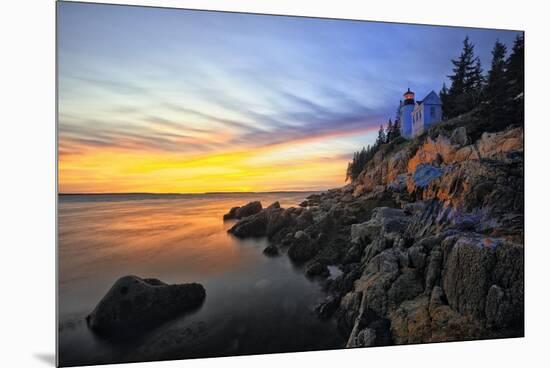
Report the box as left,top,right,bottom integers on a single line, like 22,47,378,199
225,123,524,347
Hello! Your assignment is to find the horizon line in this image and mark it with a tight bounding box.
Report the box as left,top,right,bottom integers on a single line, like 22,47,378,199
58,189,328,196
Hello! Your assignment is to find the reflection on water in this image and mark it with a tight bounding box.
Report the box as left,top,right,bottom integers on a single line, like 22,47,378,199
58,192,345,366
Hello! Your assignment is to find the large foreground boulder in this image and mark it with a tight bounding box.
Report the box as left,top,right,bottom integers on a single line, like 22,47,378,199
87,276,206,336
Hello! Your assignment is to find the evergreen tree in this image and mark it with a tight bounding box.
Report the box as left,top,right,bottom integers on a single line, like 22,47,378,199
446,37,484,118
386,117,402,143
440,83,449,120
385,118,394,143
346,145,373,181
376,124,386,146
505,34,524,125
393,118,401,139
468,57,485,107
485,40,508,126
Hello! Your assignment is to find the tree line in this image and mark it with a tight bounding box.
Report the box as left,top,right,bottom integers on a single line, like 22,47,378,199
345,118,403,181
440,34,524,127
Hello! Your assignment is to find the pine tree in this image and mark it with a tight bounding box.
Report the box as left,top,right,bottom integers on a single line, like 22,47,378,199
440,83,449,120
385,118,394,143
346,146,373,181
468,57,485,107
505,34,524,125
485,40,508,126
393,118,401,139
376,125,386,146
446,37,484,118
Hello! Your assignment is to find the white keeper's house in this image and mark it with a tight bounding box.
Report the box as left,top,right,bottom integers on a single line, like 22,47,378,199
398,88,443,138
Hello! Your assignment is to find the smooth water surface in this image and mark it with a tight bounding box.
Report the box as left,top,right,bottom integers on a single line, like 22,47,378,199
58,193,345,366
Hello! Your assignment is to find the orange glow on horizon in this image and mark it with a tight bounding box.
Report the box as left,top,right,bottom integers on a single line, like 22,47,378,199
58,123,378,194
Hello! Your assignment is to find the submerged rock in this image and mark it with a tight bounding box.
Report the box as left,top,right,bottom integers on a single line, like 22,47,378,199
87,276,206,336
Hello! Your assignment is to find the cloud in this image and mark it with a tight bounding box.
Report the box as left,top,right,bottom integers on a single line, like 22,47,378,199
70,75,150,96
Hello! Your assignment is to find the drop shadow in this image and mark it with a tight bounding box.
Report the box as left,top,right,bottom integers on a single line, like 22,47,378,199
33,353,56,366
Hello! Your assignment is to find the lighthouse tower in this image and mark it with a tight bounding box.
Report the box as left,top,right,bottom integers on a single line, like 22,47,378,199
399,88,415,138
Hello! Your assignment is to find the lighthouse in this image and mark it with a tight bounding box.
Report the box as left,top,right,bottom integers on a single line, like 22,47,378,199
399,88,415,138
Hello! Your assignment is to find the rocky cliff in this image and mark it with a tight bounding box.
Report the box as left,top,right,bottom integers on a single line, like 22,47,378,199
226,119,524,347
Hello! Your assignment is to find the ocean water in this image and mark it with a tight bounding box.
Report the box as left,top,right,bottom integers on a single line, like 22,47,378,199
58,192,345,366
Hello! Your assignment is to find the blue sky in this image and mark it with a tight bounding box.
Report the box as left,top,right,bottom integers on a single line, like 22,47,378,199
57,2,521,193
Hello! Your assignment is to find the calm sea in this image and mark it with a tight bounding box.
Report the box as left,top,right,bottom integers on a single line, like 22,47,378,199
58,192,345,366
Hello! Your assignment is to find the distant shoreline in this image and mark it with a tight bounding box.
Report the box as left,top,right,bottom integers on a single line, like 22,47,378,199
58,190,324,196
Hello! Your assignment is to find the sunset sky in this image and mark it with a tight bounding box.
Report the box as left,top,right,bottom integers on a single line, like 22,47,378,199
57,2,520,193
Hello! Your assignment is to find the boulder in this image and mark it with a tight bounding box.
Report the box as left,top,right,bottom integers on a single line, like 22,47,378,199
407,246,426,270
351,207,409,245
387,267,424,306
335,291,363,335
296,209,314,229
411,164,443,189
315,296,340,319
305,193,321,206
450,126,469,146
263,244,279,257
424,247,443,292
477,127,523,159
407,135,454,173
228,211,268,237
442,235,497,319
389,296,431,344
347,328,377,348
352,184,366,198
343,243,364,264
324,263,364,297
388,173,408,192
427,286,486,343
305,261,330,278
346,307,392,348
223,206,240,220
266,201,281,210
87,276,205,336
287,231,317,263
223,201,262,220
265,207,293,237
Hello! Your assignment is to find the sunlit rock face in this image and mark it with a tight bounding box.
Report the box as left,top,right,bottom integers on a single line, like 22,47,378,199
336,124,523,346
354,126,522,199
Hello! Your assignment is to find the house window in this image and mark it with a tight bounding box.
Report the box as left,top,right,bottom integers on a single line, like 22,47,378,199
430,106,436,118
